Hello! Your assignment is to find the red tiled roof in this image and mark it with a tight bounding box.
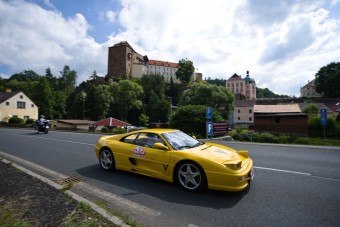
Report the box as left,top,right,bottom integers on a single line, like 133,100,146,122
91,117,131,127
56,120,96,125
147,60,178,68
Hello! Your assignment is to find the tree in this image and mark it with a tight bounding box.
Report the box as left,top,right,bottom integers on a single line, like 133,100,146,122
53,91,67,119
111,80,143,121
315,62,340,97
33,77,54,119
92,85,112,120
179,82,234,111
140,74,169,122
170,105,223,138
176,58,195,84
58,65,77,95
302,104,319,119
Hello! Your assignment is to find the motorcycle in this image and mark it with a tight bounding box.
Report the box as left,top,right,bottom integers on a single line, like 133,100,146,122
34,120,49,134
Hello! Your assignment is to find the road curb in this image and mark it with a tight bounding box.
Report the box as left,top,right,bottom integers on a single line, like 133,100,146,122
0,158,130,227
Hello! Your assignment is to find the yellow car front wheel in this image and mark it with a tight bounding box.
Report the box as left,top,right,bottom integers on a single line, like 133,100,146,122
176,162,207,192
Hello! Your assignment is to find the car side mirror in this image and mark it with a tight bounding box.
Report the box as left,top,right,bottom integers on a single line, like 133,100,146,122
153,143,169,151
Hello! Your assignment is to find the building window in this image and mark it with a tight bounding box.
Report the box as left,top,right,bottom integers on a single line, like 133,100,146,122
6,102,9,106
249,117,252,121
31,104,34,108
238,109,240,113
20,95,23,99
17,101,26,109
238,117,240,120
249,109,252,114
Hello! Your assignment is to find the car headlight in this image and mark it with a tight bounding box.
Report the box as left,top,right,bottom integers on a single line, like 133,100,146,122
224,161,242,170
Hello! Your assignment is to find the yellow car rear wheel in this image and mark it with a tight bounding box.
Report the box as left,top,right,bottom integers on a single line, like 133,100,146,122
99,148,116,171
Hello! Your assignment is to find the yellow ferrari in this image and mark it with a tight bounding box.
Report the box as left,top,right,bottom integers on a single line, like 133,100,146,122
95,128,253,192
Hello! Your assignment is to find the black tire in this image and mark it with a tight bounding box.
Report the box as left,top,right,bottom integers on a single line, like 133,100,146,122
176,161,207,192
44,128,48,134
99,148,116,171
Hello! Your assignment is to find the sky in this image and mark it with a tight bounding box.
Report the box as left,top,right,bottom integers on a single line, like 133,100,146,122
0,0,339,97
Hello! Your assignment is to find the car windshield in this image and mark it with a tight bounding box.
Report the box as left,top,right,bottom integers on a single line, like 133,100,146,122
162,131,204,150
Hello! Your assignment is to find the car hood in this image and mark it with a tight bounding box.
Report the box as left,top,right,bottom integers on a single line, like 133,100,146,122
194,143,243,164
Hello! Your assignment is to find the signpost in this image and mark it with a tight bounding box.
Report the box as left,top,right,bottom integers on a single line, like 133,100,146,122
206,107,213,139
320,109,327,139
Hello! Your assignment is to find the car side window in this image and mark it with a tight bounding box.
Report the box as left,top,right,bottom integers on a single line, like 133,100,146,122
135,133,165,148
122,134,138,144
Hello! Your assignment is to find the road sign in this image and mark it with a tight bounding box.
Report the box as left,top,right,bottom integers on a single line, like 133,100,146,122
320,109,327,126
206,107,213,119
207,121,213,137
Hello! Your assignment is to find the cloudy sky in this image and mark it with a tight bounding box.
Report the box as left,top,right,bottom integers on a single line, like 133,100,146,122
0,0,339,96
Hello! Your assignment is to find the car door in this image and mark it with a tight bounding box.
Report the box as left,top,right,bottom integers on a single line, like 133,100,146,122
127,132,172,177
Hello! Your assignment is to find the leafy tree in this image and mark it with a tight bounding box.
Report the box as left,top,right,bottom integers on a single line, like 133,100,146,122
45,68,57,90
302,104,319,119
179,82,234,112
205,77,226,86
33,77,54,119
58,65,77,95
140,74,169,122
170,105,223,138
256,87,290,98
111,80,143,121
9,70,40,82
176,58,195,84
53,91,67,119
315,62,340,97
92,85,112,120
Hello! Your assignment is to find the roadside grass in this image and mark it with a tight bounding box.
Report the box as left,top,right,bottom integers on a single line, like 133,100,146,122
96,200,140,227
0,196,118,227
0,197,34,226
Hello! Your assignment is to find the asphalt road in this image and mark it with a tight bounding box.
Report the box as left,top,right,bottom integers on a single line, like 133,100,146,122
1,128,340,227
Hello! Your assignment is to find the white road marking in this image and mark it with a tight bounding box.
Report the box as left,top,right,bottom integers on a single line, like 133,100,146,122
254,166,312,176
0,132,94,146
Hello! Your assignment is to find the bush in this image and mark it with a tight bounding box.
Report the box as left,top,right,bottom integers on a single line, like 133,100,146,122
101,126,109,133
112,127,126,134
295,137,310,145
8,116,24,124
25,118,35,124
170,105,207,138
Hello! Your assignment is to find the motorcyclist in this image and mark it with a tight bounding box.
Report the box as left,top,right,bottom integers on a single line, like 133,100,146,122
39,115,46,124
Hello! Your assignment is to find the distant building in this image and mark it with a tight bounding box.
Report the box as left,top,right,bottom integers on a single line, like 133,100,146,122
300,79,322,98
233,100,256,128
145,60,180,83
107,41,200,83
107,41,146,79
226,71,256,99
0,90,38,122
253,104,308,136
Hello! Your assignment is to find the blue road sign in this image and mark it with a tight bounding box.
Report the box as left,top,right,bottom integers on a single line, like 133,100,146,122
320,109,327,126
206,107,213,119
207,121,213,136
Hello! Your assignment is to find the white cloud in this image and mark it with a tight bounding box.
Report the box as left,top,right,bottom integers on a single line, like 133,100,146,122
0,0,339,97
106,10,117,24
0,0,107,82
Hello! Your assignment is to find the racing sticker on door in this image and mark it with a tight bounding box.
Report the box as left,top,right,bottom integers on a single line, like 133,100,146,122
132,146,146,158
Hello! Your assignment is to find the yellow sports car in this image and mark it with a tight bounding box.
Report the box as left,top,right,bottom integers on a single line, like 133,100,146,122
95,128,253,192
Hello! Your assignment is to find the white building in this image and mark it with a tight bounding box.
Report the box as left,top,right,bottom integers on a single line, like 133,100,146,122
0,90,38,122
